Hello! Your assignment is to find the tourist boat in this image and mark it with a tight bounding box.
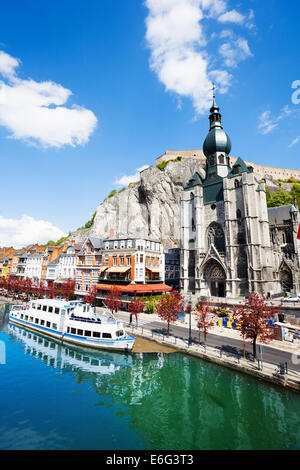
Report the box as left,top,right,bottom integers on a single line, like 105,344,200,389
8,299,135,352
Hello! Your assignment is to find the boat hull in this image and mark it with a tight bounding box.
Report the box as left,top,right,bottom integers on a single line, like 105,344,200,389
8,315,135,352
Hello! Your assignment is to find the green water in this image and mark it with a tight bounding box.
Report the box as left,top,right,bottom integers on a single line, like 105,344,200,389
0,306,299,450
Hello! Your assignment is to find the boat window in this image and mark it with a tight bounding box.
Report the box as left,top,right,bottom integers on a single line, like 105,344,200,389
77,329,83,336
93,332,101,338
40,320,45,326
52,323,57,330
55,308,60,314
32,303,36,309
43,305,47,312
46,321,51,328
71,328,76,334
48,306,53,313
85,331,91,337
30,317,33,322
91,359,99,366
21,314,24,319
35,318,39,324
102,333,112,338
37,305,41,310
67,327,70,333
116,330,124,337
25,315,28,321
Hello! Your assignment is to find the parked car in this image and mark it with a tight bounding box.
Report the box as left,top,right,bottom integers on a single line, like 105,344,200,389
282,295,300,302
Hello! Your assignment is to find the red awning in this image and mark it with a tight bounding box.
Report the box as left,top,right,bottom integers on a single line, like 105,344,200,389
95,283,172,294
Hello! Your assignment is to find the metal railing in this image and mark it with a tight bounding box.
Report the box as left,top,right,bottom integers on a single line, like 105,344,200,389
127,323,300,384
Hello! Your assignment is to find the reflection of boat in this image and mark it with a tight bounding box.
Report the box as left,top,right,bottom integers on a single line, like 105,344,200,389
9,299,135,352
8,323,133,373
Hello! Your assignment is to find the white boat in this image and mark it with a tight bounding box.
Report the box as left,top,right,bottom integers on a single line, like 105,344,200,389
8,299,135,352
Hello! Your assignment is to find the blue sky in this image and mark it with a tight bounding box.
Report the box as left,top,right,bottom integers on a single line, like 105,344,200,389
0,0,300,247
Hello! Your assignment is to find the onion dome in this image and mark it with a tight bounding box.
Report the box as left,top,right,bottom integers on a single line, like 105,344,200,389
203,98,232,158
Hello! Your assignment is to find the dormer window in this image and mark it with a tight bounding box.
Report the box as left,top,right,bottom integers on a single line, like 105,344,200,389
209,156,215,166
232,165,241,175
219,154,224,164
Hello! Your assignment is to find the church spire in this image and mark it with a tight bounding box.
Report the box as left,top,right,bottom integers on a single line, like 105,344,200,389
209,84,222,130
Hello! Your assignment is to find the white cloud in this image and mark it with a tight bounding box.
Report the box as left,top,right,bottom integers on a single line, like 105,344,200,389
0,214,66,248
145,0,253,115
0,50,97,148
0,50,20,77
288,136,300,149
219,37,252,67
115,165,150,186
258,110,279,135
258,106,300,135
218,9,245,24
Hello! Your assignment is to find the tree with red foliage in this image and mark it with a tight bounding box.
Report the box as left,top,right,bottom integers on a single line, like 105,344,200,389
235,292,281,360
194,301,215,344
84,287,96,306
156,291,184,337
128,299,144,327
104,287,122,315
60,279,75,301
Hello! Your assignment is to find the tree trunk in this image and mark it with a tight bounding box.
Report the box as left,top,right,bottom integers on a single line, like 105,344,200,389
253,335,257,360
135,314,138,328
167,321,170,338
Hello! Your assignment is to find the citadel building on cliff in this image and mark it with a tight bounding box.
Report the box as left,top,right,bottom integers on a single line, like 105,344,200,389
180,97,300,299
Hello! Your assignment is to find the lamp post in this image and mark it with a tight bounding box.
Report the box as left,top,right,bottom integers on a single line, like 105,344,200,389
187,294,193,345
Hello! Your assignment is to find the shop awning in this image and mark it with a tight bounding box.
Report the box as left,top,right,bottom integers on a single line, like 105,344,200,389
99,267,108,273
95,283,172,294
106,266,131,273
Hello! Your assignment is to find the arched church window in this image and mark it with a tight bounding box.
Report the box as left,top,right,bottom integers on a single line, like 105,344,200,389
237,209,241,219
234,179,240,188
190,193,196,231
237,255,248,279
219,154,224,164
207,223,225,252
281,232,286,244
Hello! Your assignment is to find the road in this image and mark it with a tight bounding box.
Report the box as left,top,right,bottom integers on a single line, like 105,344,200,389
113,310,300,373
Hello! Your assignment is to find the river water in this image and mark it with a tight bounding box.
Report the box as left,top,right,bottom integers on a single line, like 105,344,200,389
0,304,299,450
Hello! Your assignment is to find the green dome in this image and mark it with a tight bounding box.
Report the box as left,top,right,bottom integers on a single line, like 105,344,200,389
203,127,232,158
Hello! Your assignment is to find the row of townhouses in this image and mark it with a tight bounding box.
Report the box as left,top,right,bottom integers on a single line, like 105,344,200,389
0,237,180,306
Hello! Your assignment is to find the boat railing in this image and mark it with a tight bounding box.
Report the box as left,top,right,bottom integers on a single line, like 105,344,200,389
70,314,102,324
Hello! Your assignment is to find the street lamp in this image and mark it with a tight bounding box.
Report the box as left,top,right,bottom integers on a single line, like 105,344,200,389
187,294,193,345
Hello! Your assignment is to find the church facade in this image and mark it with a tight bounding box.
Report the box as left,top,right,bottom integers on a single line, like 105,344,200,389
180,98,300,299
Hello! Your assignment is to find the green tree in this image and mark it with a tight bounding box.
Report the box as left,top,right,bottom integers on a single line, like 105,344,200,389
291,184,300,207
267,188,293,208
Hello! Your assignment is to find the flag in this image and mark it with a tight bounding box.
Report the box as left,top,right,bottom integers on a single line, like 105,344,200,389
297,224,300,240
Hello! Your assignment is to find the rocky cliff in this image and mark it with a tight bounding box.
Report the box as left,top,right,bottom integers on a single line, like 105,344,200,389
68,156,291,250
69,159,206,250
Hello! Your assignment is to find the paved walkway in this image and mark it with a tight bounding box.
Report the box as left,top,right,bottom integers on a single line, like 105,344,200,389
101,309,300,373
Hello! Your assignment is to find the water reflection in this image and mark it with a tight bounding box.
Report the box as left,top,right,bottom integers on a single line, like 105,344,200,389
4,317,300,450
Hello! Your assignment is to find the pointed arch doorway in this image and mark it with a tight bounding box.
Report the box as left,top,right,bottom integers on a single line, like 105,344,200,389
203,259,226,298
279,264,293,293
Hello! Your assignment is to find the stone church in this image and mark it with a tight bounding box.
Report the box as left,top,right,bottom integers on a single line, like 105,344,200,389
180,97,300,299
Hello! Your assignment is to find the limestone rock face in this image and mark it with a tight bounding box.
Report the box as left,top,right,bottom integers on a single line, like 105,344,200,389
70,159,205,250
